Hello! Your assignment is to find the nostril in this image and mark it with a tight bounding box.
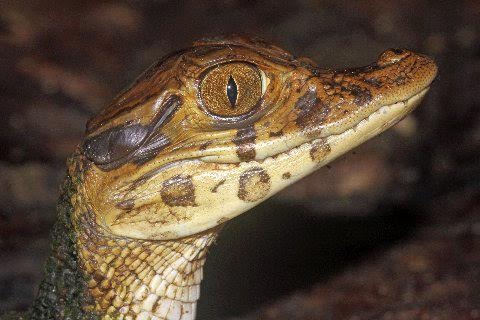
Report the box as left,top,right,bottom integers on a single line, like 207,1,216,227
391,48,404,55
377,48,410,67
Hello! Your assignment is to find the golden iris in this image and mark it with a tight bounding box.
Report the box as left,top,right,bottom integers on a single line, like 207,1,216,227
200,63,262,117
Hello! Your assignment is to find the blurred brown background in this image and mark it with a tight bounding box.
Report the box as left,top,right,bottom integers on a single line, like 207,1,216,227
0,1,479,319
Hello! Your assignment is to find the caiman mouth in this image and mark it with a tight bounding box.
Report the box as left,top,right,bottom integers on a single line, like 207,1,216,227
196,84,433,166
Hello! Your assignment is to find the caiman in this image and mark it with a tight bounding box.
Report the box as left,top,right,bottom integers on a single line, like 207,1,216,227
3,36,437,320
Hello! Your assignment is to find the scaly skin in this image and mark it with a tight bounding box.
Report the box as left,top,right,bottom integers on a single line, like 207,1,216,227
11,37,437,320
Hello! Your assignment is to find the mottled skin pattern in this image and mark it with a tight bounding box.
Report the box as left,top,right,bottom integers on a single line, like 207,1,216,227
6,37,437,320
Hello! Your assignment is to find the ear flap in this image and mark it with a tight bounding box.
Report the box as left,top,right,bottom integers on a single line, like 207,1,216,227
83,123,149,167
83,95,181,171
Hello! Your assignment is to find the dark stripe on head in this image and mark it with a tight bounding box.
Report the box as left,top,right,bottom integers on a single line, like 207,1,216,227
295,89,329,130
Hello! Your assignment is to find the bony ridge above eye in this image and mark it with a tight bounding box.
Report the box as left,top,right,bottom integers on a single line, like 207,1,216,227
200,62,262,118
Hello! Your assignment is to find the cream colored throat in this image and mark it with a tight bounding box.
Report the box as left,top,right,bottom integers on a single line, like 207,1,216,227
75,213,218,320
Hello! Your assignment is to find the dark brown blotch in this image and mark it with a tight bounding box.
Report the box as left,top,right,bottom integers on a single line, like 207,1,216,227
269,130,284,137
310,140,331,162
232,125,256,161
238,167,271,202
92,271,105,283
345,84,372,106
363,76,382,87
160,175,196,207
199,141,212,151
295,89,330,130
282,172,291,180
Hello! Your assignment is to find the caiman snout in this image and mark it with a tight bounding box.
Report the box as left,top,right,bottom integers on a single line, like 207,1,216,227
295,47,438,138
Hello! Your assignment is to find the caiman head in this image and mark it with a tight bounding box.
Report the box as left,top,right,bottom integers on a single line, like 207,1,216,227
62,37,437,319
78,37,437,241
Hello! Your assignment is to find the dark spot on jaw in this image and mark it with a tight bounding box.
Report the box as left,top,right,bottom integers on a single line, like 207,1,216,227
238,167,271,202
160,175,196,207
211,179,226,193
269,130,283,137
116,199,135,211
232,125,256,161
199,141,212,151
310,140,331,162
282,172,291,179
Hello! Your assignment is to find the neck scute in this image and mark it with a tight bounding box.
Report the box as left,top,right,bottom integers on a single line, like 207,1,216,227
74,211,217,320
70,166,218,320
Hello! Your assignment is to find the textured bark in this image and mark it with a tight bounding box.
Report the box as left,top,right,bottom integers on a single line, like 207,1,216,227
26,174,99,320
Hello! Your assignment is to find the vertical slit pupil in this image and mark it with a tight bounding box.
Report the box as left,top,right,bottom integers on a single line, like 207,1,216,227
226,76,238,108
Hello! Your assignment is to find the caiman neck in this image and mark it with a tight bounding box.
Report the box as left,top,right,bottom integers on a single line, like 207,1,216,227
32,158,218,320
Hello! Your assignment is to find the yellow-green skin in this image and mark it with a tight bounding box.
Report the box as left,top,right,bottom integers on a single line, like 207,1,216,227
7,37,437,320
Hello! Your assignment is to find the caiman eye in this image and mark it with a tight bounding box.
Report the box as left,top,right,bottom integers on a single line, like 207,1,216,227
200,62,263,118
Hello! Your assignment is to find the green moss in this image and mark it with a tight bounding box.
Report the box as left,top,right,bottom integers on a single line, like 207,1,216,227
17,174,101,320
0,312,28,320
